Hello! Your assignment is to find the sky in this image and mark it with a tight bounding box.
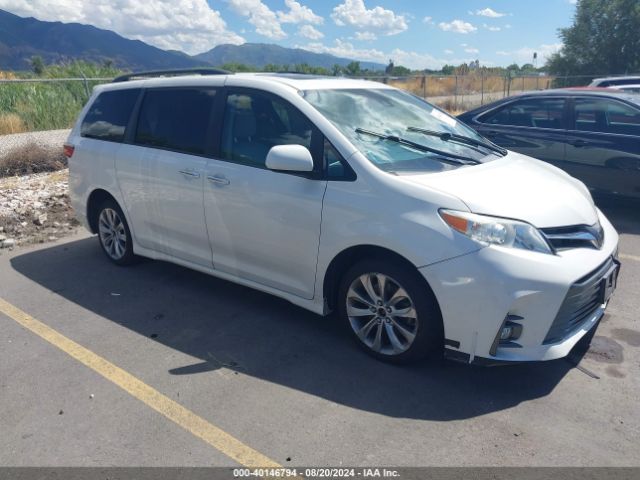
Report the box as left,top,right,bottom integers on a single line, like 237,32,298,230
0,0,579,69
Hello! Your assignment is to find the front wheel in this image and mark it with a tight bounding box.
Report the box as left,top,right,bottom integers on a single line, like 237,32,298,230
96,199,137,265
338,258,443,364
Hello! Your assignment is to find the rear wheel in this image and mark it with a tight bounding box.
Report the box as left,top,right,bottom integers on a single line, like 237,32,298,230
338,258,443,364
96,199,136,265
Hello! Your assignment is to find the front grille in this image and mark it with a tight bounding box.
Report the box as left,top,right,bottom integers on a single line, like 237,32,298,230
541,222,604,251
543,257,613,344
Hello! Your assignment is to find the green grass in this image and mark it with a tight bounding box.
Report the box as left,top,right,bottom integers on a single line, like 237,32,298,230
0,61,121,133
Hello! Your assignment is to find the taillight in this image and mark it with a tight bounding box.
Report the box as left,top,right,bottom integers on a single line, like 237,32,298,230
63,144,75,158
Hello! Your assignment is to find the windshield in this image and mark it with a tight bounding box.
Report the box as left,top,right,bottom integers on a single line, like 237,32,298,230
302,88,498,174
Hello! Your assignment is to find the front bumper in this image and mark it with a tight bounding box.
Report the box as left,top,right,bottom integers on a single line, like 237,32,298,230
420,209,619,364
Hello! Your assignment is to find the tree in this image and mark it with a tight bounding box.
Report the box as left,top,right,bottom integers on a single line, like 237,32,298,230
546,0,640,75
441,64,455,75
332,64,342,76
345,61,361,76
30,56,45,76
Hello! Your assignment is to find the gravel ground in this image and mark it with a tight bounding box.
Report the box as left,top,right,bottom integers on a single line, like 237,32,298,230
0,129,71,157
0,130,78,250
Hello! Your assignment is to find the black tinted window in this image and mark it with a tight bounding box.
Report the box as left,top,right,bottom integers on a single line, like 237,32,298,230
135,88,216,155
575,98,640,136
81,89,140,142
481,98,565,129
221,91,313,168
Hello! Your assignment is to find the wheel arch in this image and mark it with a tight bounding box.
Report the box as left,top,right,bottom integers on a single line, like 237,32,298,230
86,189,120,234
322,244,440,314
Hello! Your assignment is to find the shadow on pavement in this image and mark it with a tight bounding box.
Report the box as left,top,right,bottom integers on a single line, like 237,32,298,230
11,237,585,421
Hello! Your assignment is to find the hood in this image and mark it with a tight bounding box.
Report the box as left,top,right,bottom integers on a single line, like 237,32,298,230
400,151,598,228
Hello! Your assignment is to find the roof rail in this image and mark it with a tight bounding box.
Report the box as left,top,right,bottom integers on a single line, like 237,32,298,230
112,68,231,83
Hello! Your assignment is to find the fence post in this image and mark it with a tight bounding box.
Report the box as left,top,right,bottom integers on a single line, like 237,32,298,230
454,75,458,111
481,74,484,105
78,69,90,100
423,75,427,99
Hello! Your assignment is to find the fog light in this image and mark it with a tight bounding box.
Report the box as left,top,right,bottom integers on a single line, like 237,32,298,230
490,316,524,356
500,325,514,340
501,321,523,341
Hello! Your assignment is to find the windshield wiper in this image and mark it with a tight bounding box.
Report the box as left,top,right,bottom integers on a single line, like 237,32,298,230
355,128,480,165
407,126,508,156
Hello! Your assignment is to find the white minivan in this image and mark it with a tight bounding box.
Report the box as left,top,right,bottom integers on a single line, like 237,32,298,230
67,70,620,365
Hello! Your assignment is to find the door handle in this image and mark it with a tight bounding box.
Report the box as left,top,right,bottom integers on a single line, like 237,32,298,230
571,139,588,148
179,169,201,178
207,174,230,186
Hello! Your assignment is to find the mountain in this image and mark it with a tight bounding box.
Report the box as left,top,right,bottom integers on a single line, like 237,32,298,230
194,43,385,71
0,9,385,73
0,9,208,71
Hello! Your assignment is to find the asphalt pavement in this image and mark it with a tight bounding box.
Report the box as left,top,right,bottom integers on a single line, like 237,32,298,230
0,199,639,467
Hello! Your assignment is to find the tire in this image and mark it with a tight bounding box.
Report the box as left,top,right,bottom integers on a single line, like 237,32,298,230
337,258,444,364
95,199,137,266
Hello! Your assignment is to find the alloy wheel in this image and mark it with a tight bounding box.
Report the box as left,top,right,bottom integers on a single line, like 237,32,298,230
346,272,419,355
98,208,127,261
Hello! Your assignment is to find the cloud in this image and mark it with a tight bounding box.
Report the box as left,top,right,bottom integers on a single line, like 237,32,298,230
444,49,454,55
300,39,481,70
228,0,286,39
474,8,507,18
464,47,479,54
297,24,324,40
0,0,244,54
277,0,323,25
331,0,408,36
422,16,433,24
438,20,477,34
483,24,501,32
354,31,377,41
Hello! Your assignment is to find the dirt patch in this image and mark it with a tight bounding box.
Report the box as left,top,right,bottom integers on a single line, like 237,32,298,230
0,169,79,250
610,328,640,347
585,336,624,364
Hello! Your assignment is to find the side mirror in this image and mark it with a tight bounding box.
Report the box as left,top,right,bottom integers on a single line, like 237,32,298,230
266,145,314,172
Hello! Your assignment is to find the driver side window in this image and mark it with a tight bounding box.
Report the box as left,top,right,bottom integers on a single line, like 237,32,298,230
220,91,313,168
480,98,565,129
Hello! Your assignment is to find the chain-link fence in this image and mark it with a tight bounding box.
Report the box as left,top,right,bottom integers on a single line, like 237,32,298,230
361,74,561,113
0,73,618,134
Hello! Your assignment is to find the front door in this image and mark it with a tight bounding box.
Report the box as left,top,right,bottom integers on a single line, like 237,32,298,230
204,89,327,299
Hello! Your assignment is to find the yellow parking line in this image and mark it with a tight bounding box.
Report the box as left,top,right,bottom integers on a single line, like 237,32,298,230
620,253,640,262
0,297,281,469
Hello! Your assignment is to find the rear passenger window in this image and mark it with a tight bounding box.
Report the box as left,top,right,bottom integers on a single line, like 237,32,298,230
481,98,565,129
574,98,640,136
220,91,313,168
81,89,140,142
135,88,216,155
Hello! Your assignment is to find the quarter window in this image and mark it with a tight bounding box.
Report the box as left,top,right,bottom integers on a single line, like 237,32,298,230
574,98,640,136
135,88,216,155
481,98,565,129
220,91,313,168
81,89,140,142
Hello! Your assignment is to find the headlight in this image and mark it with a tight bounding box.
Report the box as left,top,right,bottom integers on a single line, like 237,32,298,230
440,209,553,254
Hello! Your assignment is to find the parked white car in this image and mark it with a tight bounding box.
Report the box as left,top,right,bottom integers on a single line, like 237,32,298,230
67,70,620,365
609,84,640,94
589,76,640,88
